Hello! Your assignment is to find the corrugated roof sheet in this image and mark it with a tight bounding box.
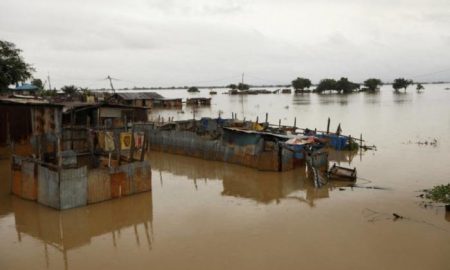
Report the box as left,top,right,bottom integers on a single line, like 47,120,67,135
114,92,164,100
14,83,39,91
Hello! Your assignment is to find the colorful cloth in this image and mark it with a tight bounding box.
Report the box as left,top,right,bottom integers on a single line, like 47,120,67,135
120,132,132,150
134,132,144,148
104,132,115,152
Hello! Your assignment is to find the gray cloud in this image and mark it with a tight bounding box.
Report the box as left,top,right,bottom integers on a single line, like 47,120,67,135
1,0,449,88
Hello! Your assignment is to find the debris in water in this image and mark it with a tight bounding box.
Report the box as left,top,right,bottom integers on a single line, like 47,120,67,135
392,213,403,220
402,138,438,146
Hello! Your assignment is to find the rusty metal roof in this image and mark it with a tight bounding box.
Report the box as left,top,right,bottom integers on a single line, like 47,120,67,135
0,97,63,107
114,92,164,100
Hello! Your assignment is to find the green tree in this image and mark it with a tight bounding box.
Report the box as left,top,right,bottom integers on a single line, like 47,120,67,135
316,78,337,93
228,84,237,90
187,86,199,93
61,85,79,96
363,78,383,92
291,77,312,92
237,83,249,91
31,78,44,90
0,40,35,91
392,78,413,92
336,77,360,94
416,83,424,91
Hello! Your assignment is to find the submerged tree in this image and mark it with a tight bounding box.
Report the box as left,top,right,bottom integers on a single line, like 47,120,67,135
336,77,360,94
363,78,383,92
392,78,413,92
416,83,424,92
291,77,312,92
187,86,199,93
0,40,35,91
237,82,249,91
315,78,337,93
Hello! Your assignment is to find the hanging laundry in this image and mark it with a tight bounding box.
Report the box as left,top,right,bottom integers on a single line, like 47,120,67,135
134,132,144,148
120,132,132,150
104,132,115,152
98,131,106,150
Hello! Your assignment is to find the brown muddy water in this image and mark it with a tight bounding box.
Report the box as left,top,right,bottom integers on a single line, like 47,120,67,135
1,85,450,270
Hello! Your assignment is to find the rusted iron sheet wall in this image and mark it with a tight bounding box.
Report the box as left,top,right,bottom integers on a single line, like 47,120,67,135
87,169,111,204
20,161,37,200
60,166,87,209
110,172,126,198
113,160,152,196
0,106,32,144
148,129,283,171
11,169,22,197
280,148,294,171
38,166,60,209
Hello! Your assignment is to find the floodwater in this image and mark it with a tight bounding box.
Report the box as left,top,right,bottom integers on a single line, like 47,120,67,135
1,84,450,270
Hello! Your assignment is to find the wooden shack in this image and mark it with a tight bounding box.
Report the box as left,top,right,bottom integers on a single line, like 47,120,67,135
151,98,183,108
107,92,163,108
186,97,211,106
1,99,152,210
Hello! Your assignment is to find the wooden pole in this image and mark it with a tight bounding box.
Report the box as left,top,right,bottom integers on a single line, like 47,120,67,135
265,113,268,123
256,116,259,124
129,126,135,161
279,119,281,128
294,117,297,128
327,117,330,134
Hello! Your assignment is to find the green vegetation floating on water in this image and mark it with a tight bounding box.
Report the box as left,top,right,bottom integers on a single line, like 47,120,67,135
425,184,450,204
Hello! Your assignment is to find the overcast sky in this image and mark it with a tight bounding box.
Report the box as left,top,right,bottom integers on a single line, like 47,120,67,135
1,0,450,89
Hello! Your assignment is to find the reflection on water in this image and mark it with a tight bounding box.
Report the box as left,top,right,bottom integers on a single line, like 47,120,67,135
392,91,413,104
9,192,153,270
292,94,311,106
150,151,353,207
317,94,349,105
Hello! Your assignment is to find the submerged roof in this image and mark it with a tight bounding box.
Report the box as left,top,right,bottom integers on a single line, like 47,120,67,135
0,97,62,107
59,101,149,113
14,83,39,91
114,92,164,100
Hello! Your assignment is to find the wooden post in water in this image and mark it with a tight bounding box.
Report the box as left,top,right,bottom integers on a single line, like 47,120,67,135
294,117,297,128
327,117,330,134
279,119,281,128
265,113,268,123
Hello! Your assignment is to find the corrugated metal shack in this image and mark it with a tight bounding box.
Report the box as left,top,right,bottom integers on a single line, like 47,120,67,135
186,97,211,106
151,98,183,108
107,92,182,109
146,118,294,172
1,99,152,210
106,92,163,108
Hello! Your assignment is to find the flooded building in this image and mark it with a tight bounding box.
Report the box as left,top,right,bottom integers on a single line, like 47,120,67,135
107,92,183,109
151,98,183,108
186,97,211,106
0,98,152,210
146,118,295,172
107,92,163,108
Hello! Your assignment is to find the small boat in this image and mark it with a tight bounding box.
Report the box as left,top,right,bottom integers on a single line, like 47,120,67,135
328,164,357,181
209,90,217,95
